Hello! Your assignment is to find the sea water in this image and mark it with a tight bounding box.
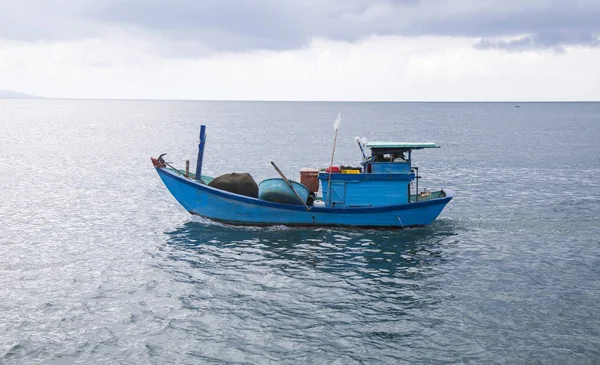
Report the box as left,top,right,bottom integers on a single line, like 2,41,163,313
1,99,599,364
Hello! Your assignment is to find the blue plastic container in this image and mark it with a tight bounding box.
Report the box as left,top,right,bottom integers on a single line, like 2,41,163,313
258,178,310,205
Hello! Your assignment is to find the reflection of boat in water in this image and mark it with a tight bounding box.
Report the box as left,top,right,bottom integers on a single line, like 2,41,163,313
152,124,453,228
164,220,456,276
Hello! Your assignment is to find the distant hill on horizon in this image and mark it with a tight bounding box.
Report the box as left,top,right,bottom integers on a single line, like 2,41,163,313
0,90,42,99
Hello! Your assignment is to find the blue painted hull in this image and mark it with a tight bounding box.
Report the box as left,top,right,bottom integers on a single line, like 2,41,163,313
155,167,453,228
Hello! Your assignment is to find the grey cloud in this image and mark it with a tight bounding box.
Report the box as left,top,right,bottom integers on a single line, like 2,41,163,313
475,31,600,52
0,0,107,41
1,0,599,53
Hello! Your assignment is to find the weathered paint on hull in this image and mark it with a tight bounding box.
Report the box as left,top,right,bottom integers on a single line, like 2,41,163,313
156,167,453,228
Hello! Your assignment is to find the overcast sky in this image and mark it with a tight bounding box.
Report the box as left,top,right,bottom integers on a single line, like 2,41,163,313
1,0,599,101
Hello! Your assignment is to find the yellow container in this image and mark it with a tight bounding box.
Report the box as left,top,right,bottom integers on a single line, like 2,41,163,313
341,169,361,174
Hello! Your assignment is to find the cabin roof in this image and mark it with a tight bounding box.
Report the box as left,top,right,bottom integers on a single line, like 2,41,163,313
366,142,440,149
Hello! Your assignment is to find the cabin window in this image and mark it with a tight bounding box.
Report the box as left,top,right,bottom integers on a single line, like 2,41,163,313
372,151,407,163
373,153,387,162
391,152,407,162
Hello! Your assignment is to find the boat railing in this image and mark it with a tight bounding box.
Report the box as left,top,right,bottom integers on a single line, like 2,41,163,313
410,190,446,203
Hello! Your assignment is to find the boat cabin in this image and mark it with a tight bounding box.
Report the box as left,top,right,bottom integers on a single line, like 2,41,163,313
316,142,439,208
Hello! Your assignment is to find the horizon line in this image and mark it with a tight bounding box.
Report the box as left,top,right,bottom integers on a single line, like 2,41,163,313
2,96,599,103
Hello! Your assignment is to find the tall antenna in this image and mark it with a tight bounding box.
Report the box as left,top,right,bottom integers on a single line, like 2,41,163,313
327,112,342,205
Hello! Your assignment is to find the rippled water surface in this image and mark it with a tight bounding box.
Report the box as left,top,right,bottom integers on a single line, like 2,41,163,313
1,100,599,364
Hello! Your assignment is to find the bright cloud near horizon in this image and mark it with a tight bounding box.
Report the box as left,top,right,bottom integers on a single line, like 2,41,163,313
1,0,599,101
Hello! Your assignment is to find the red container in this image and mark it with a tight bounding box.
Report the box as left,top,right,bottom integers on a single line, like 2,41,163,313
325,166,341,173
300,168,319,192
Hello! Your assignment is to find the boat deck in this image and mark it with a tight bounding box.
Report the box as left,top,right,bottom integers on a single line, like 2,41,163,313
409,190,446,203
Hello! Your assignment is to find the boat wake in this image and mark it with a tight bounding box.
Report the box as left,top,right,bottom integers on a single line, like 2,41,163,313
189,215,295,232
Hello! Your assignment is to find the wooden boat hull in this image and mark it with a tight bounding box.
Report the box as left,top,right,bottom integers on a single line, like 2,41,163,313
155,167,453,228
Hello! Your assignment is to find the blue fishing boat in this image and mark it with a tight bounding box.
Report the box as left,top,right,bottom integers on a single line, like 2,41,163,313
152,124,453,228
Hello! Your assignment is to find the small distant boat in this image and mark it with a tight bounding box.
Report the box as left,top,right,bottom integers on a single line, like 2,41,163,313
151,124,453,228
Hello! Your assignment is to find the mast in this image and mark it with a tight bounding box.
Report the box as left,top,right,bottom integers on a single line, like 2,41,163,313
195,125,206,181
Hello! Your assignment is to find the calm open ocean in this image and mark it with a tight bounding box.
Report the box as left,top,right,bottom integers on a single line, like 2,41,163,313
1,99,599,364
